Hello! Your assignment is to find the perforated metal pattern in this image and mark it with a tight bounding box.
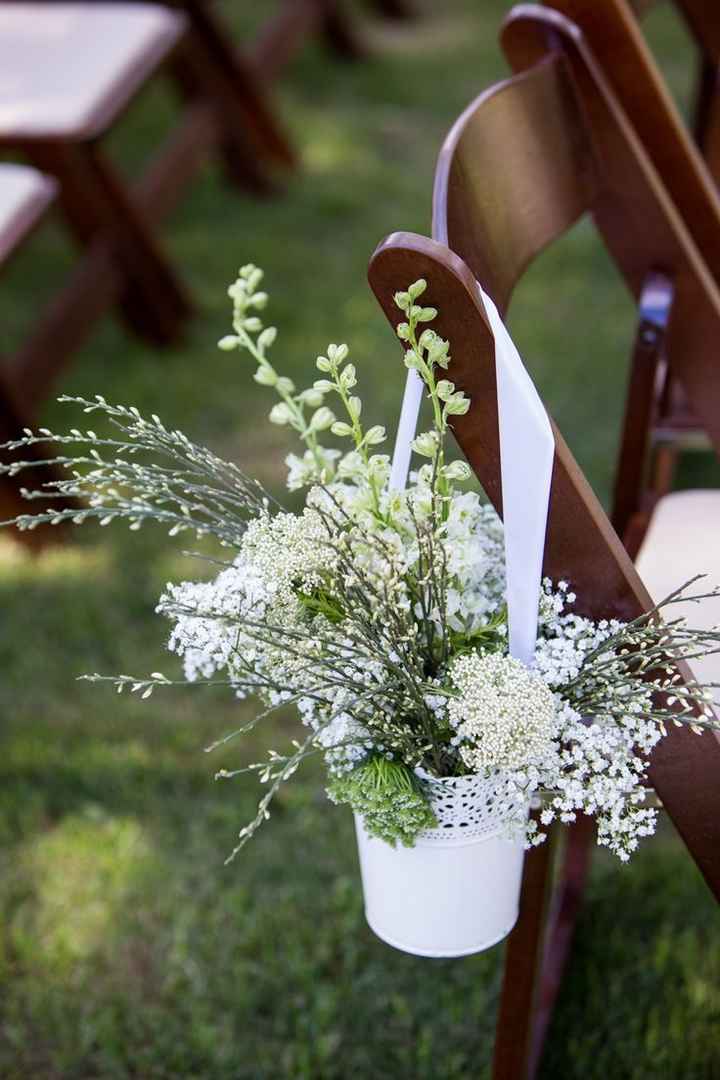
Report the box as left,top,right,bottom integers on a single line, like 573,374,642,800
416,771,525,842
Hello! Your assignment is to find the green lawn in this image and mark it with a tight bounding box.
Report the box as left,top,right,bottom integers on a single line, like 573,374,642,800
1,2,718,1077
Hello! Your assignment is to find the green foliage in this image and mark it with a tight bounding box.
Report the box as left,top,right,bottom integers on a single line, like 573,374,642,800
328,756,436,846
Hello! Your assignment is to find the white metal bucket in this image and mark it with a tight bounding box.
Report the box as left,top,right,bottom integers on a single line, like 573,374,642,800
354,772,527,958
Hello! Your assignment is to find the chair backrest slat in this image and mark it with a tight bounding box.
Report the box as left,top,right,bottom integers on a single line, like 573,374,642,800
495,7,720,460
545,0,720,278
432,55,596,313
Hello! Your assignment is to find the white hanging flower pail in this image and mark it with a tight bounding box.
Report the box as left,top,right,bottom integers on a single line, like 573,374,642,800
354,772,528,958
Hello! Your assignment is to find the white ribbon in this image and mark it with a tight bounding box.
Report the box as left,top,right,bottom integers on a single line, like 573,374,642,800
389,282,554,667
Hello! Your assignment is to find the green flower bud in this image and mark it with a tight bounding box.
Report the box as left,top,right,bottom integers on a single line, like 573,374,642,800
257,326,277,350
412,431,438,457
444,393,470,416
435,380,455,401
217,335,239,351
408,279,427,300
309,406,336,432
340,363,357,389
299,388,324,408
331,421,353,437
443,460,472,481
327,343,349,364
253,365,277,386
365,425,386,446
269,403,292,425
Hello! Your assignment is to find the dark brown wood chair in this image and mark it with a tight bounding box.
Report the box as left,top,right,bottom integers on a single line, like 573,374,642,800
630,0,720,179
366,5,720,1075
252,0,418,81
518,5,708,546
253,0,364,80
541,1,720,541
0,2,298,354
0,163,81,544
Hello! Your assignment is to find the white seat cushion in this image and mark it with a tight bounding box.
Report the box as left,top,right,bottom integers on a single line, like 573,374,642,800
0,162,55,263
636,489,720,702
0,3,186,139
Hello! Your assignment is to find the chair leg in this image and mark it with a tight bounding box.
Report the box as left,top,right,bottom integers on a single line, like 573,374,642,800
693,57,720,184
0,370,75,549
169,42,277,195
23,141,191,347
702,84,720,187
169,13,295,193
319,0,366,60
610,271,673,543
492,832,554,1080
365,0,416,18
492,816,595,1079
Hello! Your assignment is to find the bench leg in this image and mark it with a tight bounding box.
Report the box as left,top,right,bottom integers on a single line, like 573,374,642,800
23,141,191,347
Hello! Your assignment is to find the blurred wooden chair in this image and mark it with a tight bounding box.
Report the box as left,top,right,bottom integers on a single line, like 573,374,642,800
0,163,79,543
630,0,720,177
546,0,720,273
254,0,364,80
540,2,720,536
150,0,297,174
0,2,297,352
252,0,418,81
512,3,720,647
368,4,720,1075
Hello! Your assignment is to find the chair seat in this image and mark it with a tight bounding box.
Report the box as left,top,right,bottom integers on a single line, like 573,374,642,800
0,163,55,263
636,489,720,701
0,3,186,141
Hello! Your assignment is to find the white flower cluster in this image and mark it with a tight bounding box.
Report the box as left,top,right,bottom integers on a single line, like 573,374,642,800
6,265,718,860
448,652,557,770
161,558,270,686
241,506,337,613
149,267,720,858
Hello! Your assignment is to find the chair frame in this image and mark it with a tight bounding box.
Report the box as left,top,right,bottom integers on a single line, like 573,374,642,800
0,170,81,543
542,0,720,537
367,6,720,1074
631,0,720,178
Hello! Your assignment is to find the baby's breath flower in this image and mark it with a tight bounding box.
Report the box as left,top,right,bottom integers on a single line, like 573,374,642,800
448,652,556,771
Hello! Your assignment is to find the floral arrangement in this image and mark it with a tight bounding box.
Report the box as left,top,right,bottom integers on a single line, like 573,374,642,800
4,265,719,865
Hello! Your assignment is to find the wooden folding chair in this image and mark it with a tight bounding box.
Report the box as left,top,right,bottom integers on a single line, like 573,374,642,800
366,7,720,1074
539,2,720,534
0,2,298,353
0,163,80,544
630,0,720,178
527,3,719,545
